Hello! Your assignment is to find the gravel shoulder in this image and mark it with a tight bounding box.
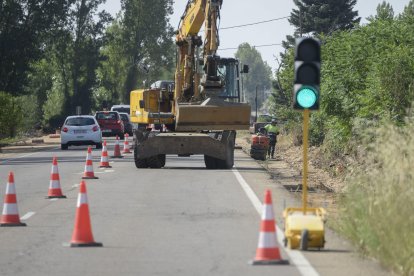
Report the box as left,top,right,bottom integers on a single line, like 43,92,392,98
235,130,341,219
0,134,60,158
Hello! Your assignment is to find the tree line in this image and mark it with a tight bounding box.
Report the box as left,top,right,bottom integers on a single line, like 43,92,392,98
271,0,414,158
0,0,174,138
268,1,414,273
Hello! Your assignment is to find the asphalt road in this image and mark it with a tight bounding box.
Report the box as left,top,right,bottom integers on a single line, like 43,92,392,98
0,138,389,276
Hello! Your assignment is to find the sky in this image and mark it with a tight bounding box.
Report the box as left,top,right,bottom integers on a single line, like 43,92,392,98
102,0,410,73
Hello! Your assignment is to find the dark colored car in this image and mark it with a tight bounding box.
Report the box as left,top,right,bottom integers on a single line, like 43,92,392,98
119,112,133,136
95,111,124,139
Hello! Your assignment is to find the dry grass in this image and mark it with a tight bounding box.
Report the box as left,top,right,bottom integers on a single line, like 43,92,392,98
338,120,414,275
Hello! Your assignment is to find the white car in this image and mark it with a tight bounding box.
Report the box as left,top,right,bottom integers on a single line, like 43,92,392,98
60,115,102,150
110,104,130,114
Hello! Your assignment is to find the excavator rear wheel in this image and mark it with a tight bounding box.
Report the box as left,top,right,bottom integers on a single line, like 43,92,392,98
147,155,164,168
204,155,218,169
204,131,235,169
217,138,234,169
134,145,148,168
159,154,166,167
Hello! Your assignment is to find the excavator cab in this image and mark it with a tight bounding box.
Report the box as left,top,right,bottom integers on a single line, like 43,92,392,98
175,57,251,131
217,58,243,100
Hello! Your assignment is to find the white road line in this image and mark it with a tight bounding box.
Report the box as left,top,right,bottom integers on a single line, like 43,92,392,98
20,212,36,220
232,168,319,276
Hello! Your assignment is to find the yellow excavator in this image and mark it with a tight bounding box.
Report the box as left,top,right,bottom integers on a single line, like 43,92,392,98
130,0,251,169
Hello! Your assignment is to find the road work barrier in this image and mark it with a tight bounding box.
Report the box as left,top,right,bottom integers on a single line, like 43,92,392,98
99,140,112,168
122,133,131,154
250,190,288,265
111,136,123,158
0,172,26,227
69,180,102,247
82,147,98,179
46,157,66,199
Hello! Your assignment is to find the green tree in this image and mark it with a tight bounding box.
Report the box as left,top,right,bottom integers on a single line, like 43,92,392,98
0,0,73,95
235,43,272,118
96,0,175,106
289,0,361,36
20,0,111,130
121,0,174,102
0,92,22,138
95,20,128,107
400,0,414,19
269,48,299,122
367,1,394,21
68,0,112,115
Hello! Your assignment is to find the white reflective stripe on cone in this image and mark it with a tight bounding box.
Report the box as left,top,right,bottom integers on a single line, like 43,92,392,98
50,180,60,188
85,165,93,171
77,193,88,207
2,203,18,215
257,232,278,248
51,166,59,174
261,204,274,220
5,184,16,194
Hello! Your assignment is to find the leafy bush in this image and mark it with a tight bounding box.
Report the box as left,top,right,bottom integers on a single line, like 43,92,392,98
0,92,22,139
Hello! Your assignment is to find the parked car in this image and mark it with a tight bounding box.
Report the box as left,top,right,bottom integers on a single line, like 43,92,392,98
111,104,130,115
95,111,124,139
60,115,102,150
119,112,133,136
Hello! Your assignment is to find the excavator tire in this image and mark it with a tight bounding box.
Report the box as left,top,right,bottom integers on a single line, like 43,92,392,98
204,155,218,169
147,155,163,168
217,138,234,169
159,154,166,167
204,131,235,169
134,144,148,168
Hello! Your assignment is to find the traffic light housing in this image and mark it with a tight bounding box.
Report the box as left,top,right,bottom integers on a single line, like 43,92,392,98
293,37,320,110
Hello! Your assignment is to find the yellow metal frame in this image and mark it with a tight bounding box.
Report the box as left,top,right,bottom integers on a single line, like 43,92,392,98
283,109,326,250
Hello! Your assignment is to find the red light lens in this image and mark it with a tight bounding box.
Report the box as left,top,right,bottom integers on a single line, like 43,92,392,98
92,125,99,132
62,127,68,133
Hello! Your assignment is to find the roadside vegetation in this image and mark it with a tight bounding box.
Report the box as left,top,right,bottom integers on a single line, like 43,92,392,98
0,0,174,141
268,1,414,274
339,117,414,275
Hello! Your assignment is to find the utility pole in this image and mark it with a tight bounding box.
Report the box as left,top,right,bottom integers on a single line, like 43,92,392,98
255,85,258,122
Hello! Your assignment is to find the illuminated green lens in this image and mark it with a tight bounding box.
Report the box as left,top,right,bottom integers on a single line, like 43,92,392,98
297,87,317,108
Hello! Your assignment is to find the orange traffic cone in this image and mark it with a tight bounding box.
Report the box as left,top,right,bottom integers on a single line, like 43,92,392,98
250,190,288,265
99,140,112,168
0,172,26,226
111,135,123,158
82,147,98,179
69,180,102,247
122,133,131,154
46,157,67,198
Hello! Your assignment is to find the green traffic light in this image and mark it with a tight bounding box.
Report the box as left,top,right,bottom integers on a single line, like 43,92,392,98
297,86,317,108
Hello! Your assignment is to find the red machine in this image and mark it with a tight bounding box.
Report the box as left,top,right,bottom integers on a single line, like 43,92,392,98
250,132,269,161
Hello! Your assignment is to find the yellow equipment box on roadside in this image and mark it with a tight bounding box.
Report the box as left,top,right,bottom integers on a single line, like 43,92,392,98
283,207,326,250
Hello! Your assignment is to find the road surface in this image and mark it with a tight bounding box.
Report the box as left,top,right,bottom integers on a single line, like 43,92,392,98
0,138,389,275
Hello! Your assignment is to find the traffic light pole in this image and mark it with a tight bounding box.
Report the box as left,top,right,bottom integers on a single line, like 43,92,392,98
302,109,309,215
